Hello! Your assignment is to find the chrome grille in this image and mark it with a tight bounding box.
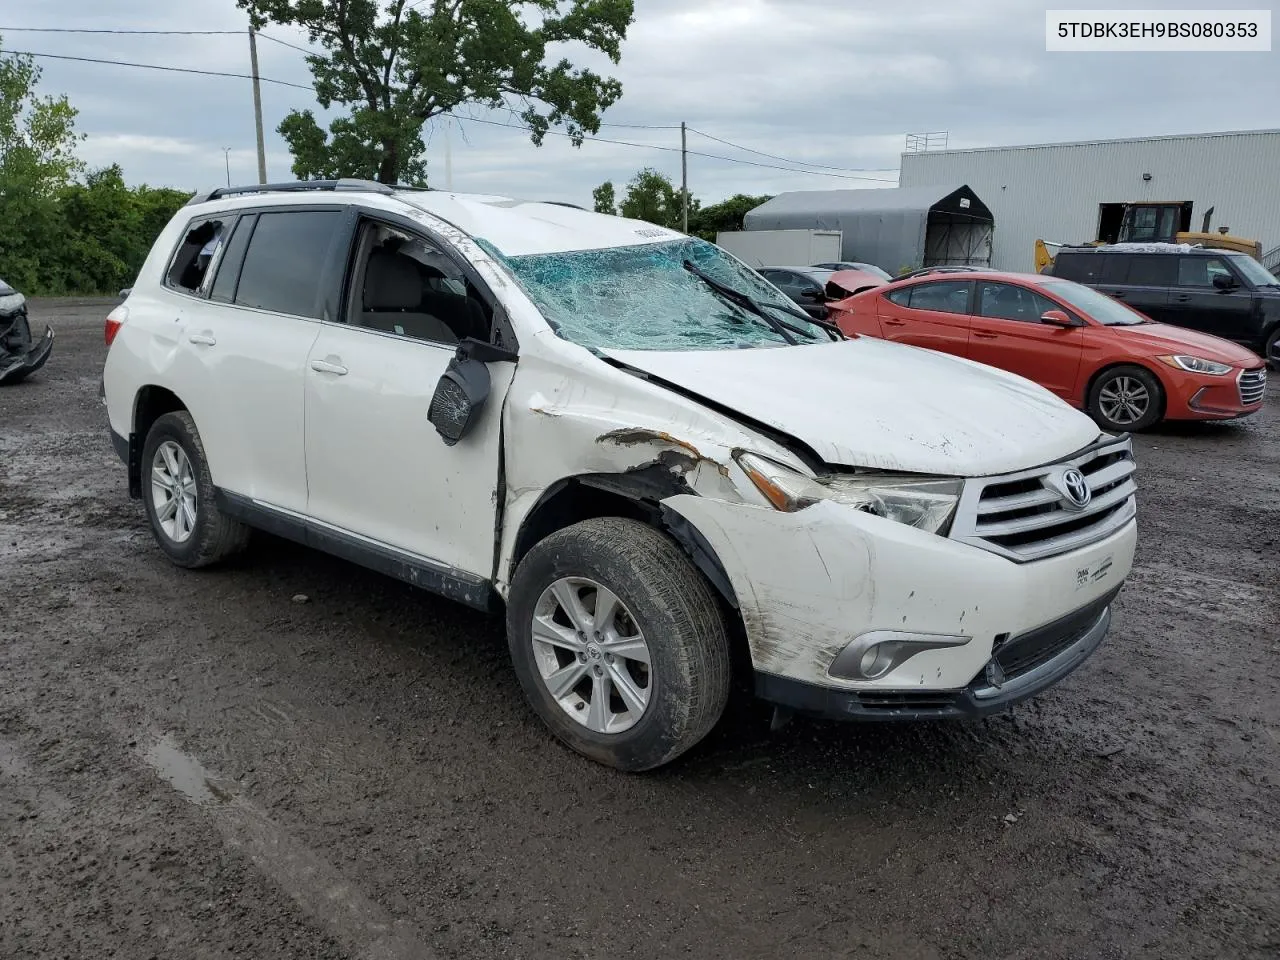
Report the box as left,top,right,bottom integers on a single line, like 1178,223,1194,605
949,435,1137,563
1239,368,1266,406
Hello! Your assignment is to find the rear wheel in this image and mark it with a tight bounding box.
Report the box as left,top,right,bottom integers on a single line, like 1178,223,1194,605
1087,365,1163,432
141,411,250,568
506,518,731,771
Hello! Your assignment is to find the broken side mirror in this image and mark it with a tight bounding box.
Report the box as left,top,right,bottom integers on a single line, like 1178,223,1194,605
1039,309,1078,328
427,337,517,446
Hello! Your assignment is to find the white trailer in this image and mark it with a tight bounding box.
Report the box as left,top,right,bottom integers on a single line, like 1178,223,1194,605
714,228,842,267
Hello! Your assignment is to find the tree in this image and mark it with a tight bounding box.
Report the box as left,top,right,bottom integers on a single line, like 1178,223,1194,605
686,193,772,242
618,167,680,229
0,42,86,290
591,179,616,215
239,0,636,184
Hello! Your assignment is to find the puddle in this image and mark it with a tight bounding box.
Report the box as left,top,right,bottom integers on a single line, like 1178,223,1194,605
141,734,230,806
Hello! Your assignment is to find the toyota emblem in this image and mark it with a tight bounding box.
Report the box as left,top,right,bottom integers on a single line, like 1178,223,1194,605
1060,467,1092,510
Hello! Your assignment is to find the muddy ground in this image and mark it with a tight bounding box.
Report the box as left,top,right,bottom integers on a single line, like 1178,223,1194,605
1,299,1277,960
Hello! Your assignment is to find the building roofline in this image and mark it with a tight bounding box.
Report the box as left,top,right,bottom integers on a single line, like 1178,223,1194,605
900,127,1280,160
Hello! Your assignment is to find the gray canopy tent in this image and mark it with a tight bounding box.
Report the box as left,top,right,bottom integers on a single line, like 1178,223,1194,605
742,184,994,274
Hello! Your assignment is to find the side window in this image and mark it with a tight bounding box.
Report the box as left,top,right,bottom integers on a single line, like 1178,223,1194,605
234,211,342,318
1052,253,1088,282
1177,256,1232,288
209,215,255,303
885,288,911,307
165,217,231,295
1126,255,1176,287
978,282,1057,323
1099,255,1128,284
349,220,491,345
908,280,971,315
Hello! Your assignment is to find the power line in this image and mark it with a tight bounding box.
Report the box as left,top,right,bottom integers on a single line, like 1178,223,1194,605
0,49,313,90
257,31,320,55
457,115,897,182
0,26,243,35
688,126,897,175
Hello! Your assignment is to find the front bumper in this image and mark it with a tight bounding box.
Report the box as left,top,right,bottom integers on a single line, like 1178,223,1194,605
663,492,1137,705
1167,366,1265,420
0,315,54,385
757,587,1118,720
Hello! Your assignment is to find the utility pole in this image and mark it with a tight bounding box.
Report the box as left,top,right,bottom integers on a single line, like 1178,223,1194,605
248,27,267,184
445,115,453,191
223,147,232,187
680,121,688,233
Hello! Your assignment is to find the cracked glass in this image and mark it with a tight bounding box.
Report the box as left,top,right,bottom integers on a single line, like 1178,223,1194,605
487,237,830,351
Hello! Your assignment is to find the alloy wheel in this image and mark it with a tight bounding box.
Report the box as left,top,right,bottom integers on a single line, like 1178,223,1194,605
150,440,197,543
530,577,653,734
1098,376,1150,425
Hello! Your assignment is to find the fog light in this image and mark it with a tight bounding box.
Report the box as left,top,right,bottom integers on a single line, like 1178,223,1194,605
829,631,971,681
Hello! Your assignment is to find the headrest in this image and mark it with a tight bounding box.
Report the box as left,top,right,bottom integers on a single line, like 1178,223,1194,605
364,249,421,310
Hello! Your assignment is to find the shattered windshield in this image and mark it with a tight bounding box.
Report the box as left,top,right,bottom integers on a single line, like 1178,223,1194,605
494,237,830,351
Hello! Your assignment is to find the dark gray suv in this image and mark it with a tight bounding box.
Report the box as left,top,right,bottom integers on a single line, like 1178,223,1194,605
1048,245,1280,367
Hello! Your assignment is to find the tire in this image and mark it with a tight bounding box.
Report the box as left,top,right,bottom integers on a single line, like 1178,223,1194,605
1087,365,1164,432
506,517,731,772
1265,327,1279,371
141,410,249,568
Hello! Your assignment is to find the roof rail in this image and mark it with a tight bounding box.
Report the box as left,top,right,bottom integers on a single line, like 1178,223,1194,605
186,178,396,206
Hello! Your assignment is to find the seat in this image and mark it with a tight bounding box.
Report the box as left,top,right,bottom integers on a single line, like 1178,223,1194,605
361,249,457,344
418,266,489,342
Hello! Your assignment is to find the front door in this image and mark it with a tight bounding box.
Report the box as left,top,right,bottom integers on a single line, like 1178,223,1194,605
877,279,974,357
967,281,1084,400
303,217,512,579
1166,255,1256,343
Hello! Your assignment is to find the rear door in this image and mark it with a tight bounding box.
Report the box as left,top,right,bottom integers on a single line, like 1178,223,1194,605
967,281,1084,399
163,206,346,513
876,279,973,357
1166,255,1256,342
1102,254,1174,322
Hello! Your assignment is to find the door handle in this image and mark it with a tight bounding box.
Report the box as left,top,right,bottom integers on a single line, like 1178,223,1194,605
1175,295,1192,302
188,333,216,346
1109,291,1126,299
310,359,348,376
884,318,907,327
973,331,999,340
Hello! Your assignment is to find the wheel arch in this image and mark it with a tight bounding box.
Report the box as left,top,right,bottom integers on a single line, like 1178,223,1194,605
127,385,189,498
1083,360,1168,420
508,473,740,614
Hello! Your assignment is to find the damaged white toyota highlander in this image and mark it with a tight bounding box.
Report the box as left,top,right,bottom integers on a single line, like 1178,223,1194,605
103,181,1138,770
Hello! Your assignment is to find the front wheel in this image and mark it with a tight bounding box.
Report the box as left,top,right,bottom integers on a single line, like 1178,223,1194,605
506,518,732,771
1087,365,1164,432
1265,327,1279,371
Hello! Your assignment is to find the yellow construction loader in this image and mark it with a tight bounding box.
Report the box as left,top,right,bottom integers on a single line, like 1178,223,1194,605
1035,201,1263,273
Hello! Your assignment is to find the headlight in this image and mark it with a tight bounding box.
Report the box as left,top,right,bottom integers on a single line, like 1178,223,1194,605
0,292,25,313
736,452,961,534
1157,354,1231,376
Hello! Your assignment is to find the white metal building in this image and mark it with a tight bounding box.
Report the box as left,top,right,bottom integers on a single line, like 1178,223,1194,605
898,128,1280,273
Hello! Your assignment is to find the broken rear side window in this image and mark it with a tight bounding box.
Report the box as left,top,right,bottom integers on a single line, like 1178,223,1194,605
166,217,229,295
499,237,828,352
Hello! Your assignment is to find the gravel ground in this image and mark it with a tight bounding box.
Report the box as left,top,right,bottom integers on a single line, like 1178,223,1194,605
1,298,1277,960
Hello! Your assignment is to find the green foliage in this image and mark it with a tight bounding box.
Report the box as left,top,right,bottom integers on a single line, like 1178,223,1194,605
591,179,616,215
618,167,684,229
595,169,768,237
686,193,772,242
0,42,190,294
239,0,636,184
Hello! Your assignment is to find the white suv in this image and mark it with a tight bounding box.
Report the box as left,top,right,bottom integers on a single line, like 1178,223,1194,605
103,180,1138,770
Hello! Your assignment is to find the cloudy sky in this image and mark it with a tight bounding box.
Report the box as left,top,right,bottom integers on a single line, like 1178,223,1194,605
3,0,1277,205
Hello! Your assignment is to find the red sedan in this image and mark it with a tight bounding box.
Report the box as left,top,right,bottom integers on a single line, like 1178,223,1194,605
829,271,1267,431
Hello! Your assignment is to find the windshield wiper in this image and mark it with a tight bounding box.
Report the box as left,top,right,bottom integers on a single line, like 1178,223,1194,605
682,261,843,343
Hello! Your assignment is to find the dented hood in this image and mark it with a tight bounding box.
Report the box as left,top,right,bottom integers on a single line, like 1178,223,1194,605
603,337,1101,477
